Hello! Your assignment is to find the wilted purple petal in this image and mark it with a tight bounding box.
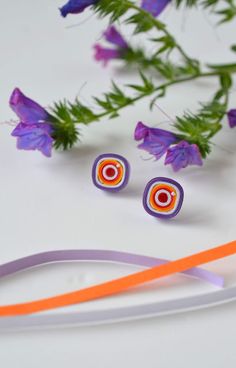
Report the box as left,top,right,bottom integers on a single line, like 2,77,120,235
227,109,236,128
165,140,203,172
134,121,150,140
134,121,178,159
104,26,128,49
11,123,53,157
138,135,169,160
141,0,171,16
94,44,121,66
10,88,49,125
135,121,176,141
60,0,98,17
94,26,129,67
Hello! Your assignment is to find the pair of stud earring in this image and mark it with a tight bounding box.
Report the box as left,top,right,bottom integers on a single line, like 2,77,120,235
92,153,184,219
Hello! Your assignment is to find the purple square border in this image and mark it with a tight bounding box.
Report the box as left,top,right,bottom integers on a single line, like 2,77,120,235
92,153,130,192
143,177,184,219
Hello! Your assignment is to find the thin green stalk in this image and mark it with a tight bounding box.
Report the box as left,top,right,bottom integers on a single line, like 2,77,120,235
95,71,226,121
51,68,236,151
127,1,195,66
206,90,230,140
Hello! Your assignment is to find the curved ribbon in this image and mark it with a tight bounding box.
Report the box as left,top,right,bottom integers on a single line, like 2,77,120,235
1,284,236,331
0,249,223,285
0,240,235,317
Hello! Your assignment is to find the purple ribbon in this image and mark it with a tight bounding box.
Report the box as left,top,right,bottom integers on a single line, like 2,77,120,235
0,249,229,330
1,285,236,331
0,249,223,287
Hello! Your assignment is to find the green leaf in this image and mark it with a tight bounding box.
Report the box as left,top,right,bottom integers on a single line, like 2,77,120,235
207,62,236,73
51,101,80,150
93,0,130,22
127,72,155,94
216,6,236,23
231,44,236,53
69,100,97,124
173,0,236,23
219,73,232,91
174,93,228,158
152,35,176,55
150,88,166,110
126,13,154,33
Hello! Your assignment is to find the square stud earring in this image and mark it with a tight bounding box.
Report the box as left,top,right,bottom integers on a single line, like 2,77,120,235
143,177,184,219
92,153,130,192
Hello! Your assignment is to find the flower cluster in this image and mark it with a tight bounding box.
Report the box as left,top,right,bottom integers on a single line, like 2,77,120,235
134,122,203,171
94,26,129,66
10,89,54,157
59,0,171,17
6,0,236,171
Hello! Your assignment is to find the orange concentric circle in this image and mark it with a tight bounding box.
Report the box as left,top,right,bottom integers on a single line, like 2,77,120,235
97,159,124,187
149,183,177,213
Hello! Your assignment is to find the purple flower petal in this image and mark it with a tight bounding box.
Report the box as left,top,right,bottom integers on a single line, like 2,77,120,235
135,121,177,141
10,88,49,125
134,121,150,140
134,121,178,159
227,109,236,128
141,0,171,16
165,141,203,172
94,44,121,66
60,0,98,17
94,27,128,67
138,135,169,160
11,123,53,157
104,26,128,49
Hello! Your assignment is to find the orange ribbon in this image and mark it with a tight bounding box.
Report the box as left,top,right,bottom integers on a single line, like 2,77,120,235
0,240,235,317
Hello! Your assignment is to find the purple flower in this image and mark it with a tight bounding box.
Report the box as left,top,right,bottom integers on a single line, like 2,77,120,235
227,109,236,128
94,26,128,66
94,45,122,66
10,88,50,125
9,88,54,157
141,0,171,16
11,123,53,157
103,26,128,49
60,0,98,17
165,141,203,172
134,121,178,160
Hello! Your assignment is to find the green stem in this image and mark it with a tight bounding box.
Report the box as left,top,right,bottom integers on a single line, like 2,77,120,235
51,70,235,151
95,71,225,121
206,89,230,140
127,1,195,66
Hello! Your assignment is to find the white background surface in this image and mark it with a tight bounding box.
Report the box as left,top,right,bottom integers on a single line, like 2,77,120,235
0,1,236,367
